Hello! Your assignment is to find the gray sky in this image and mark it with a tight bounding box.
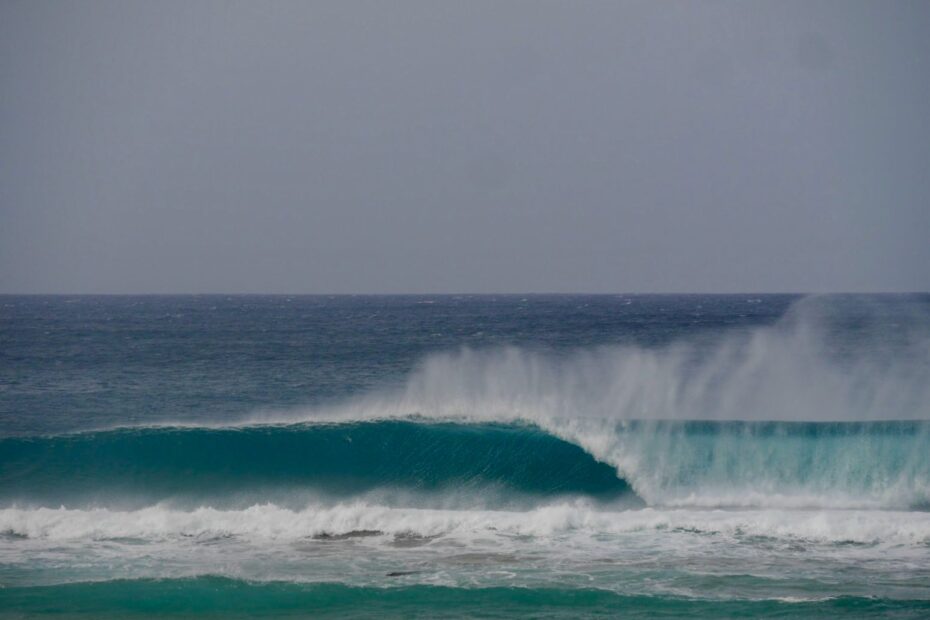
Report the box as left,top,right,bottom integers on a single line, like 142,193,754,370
1,0,928,293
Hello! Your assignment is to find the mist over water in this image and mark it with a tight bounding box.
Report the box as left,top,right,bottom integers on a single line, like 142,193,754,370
368,295,930,424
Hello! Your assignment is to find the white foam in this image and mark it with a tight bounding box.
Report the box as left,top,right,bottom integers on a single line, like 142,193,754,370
3,503,929,547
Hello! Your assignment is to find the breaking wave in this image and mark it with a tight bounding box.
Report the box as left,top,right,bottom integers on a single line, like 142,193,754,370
2,296,928,512
1,419,928,511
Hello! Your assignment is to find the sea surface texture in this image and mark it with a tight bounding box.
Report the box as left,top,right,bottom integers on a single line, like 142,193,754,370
1,294,929,618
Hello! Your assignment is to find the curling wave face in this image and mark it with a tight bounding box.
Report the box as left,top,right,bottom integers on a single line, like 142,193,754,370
2,419,928,511
0,421,631,509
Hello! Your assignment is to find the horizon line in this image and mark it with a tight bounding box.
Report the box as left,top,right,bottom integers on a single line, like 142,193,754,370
1,291,927,297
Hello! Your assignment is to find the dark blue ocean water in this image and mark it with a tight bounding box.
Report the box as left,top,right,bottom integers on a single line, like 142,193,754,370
1,294,798,435
1,294,929,618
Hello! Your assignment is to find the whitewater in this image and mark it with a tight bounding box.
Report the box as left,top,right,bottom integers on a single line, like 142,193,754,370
1,294,928,617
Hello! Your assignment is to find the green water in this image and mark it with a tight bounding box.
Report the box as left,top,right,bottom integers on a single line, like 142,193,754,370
3,577,928,619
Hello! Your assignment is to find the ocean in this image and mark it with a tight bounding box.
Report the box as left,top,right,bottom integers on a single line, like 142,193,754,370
1,294,928,618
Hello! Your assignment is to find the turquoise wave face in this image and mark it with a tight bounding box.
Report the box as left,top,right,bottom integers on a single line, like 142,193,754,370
0,421,633,508
2,418,928,511
3,576,929,619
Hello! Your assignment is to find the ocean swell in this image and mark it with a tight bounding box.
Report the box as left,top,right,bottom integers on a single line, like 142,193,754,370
1,419,928,511
0,421,631,508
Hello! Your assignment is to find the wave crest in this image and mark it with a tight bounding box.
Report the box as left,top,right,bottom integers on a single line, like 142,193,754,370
0,421,631,508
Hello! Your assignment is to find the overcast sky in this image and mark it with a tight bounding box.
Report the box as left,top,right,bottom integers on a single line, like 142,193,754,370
1,1,928,293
